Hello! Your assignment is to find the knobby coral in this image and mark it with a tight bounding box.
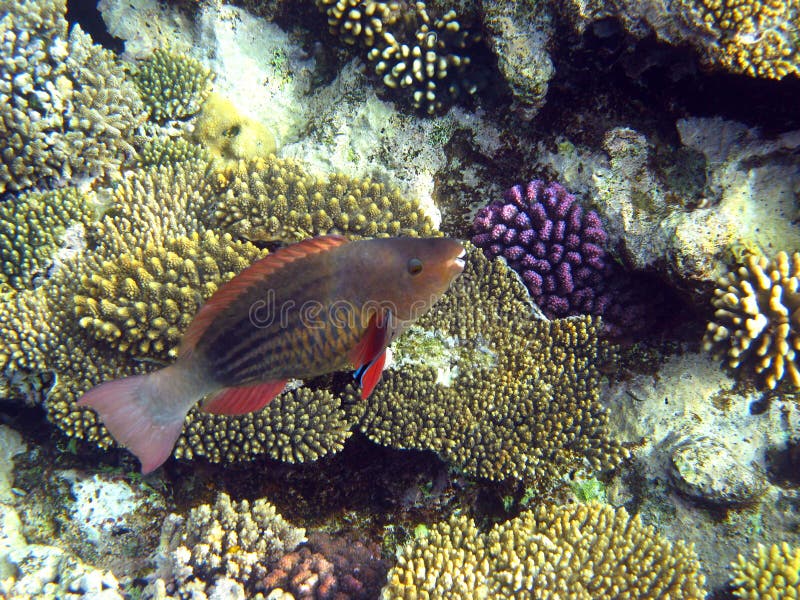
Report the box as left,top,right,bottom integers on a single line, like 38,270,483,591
316,0,483,114
703,251,800,389
730,542,800,599
352,245,627,483
147,492,306,597
382,502,707,599
0,0,146,192
131,47,214,123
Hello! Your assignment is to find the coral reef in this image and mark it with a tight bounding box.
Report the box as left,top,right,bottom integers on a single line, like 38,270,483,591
382,502,707,598
74,231,265,360
472,180,610,319
0,0,146,193
354,246,626,483
131,47,214,122
561,0,800,79
316,0,483,114
174,386,355,465
0,187,96,290
730,542,800,599
212,157,436,242
147,492,306,597
135,134,210,168
259,532,388,599
703,251,800,389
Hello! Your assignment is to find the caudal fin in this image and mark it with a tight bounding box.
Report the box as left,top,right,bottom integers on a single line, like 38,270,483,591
77,367,197,474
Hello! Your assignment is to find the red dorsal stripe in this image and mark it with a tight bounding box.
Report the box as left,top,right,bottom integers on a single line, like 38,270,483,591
201,379,288,415
180,234,350,357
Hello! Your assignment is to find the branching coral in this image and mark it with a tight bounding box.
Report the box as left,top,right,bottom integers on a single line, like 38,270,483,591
316,0,483,114
135,134,209,168
74,231,266,360
678,0,800,79
352,245,626,483
730,542,800,599
148,492,306,597
703,251,800,389
174,386,356,464
212,157,436,242
382,502,707,599
0,187,96,289
0,0,146,192
131,47,214,122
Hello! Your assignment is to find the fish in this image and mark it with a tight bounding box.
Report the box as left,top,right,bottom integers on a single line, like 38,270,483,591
78,235,466,473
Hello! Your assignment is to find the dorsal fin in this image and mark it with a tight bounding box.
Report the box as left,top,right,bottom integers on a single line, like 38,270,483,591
180,234,349,357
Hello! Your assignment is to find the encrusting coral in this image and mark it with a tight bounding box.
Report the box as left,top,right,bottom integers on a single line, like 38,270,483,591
730,542,800,599
193,93,277,161
703,251,800,389
0,0,146,193
382,502,707,599
131,47,214,123
212,157,436,242
353,245,626,483
147,492,306,597
0,187,96,290
316,0,483,114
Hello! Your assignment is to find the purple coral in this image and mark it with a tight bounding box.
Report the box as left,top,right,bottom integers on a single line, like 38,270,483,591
473,180,614,319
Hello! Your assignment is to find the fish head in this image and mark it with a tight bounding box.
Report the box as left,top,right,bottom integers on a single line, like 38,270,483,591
364,237,466,326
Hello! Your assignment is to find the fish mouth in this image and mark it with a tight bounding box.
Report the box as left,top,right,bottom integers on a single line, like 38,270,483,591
453,247,467,270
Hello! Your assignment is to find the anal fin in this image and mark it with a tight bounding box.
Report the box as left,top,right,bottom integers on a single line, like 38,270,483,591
201,379,287,415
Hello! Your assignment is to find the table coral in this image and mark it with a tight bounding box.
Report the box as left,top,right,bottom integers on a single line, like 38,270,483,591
131,47,214,122
0,0,146,193
382,502,707,599
730,542,800,599
0,187,96,290
703,251,800,389
316,0,483,114
148,492,306,596
212,157,436,242
353,245,626,483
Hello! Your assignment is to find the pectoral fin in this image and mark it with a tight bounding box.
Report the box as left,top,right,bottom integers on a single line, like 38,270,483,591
350,310,392,399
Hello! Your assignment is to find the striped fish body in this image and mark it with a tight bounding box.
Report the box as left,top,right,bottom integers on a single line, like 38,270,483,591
78,235,466,473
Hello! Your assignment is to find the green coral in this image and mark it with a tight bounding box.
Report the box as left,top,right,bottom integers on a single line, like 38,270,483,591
352,246,626,483
131,47,214,122
0,187,96,289
730,542,800,599
0,0,146,192
382,502,707,599
316,0,483,114
135,135,209,168
212,157,436,242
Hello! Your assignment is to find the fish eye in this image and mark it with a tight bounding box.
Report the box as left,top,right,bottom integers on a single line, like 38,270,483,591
407,258,423,275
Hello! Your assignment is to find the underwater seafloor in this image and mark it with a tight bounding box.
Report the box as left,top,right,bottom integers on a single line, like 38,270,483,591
1,0,800,598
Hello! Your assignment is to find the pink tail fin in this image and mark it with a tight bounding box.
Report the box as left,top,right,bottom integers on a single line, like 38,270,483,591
77,369,192,474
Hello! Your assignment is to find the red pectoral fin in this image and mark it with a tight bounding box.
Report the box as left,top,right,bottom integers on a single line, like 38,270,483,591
201,379,288,415
359,350,387,399
350,310,392,399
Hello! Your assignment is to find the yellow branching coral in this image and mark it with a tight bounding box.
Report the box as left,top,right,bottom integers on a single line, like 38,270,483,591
382,502,707,599
74,231,265,360
0,0,146,192
703,251,800,389
353,246,626,483
131,47,214,122
731,542,800,599
212,157,436,242
679,0,800,79
174,386,356,464
0,187,95,289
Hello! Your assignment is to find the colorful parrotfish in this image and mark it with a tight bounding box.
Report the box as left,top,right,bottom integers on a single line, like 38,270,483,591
78,235,466,473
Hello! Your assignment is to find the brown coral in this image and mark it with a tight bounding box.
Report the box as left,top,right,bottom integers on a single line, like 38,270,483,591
730,542,800,599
